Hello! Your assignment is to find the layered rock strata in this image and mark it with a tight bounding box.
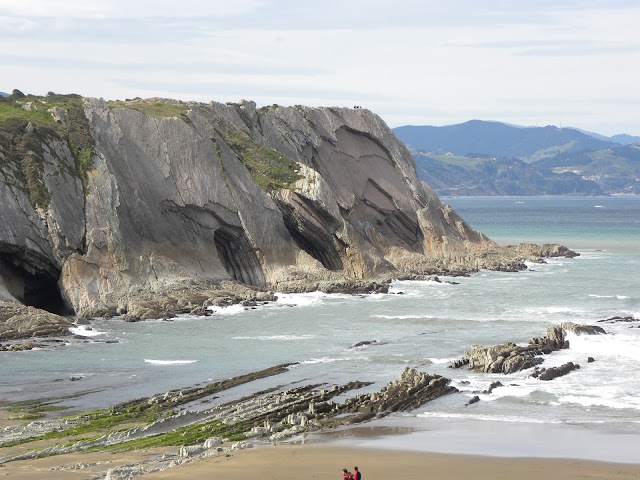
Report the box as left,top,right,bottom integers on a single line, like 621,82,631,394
0,95,577,334
0,366,456,475
450,323,604,375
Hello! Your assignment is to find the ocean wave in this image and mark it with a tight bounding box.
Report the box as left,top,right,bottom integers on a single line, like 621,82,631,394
70,325,105,337
371,314,434,320
299,356,355,365
207,304,246,316
144,359,198,365
232,334,316,341
564,331,640,361
428,357,458,365
588,294,630,300
557,395,640,411
416,411,563,424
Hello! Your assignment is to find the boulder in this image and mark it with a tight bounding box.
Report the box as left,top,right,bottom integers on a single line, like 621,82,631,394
452,324,571,374
561,322,606,335
531,362,579,381
0,301,72,341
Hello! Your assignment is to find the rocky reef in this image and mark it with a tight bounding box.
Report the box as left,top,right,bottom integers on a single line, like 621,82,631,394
0,93,577,337
0,365,456,479
450,322,605,375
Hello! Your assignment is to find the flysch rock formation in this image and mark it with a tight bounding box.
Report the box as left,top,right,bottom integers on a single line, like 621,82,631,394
0,95,576,337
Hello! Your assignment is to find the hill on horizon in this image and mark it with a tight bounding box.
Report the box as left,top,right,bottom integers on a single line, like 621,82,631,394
393,120,616,162
394,120,640,196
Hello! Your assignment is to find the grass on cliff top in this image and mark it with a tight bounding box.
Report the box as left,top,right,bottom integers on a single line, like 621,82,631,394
107,100,189,120
224,131,303,192
0,92,95,207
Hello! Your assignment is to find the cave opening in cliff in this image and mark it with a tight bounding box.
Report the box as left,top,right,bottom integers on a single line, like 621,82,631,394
214,228,265,287
276,200,344,271
0,254,72,315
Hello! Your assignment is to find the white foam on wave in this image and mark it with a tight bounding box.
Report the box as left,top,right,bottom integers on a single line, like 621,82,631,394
372,314,434,320
557,394,640,411
564,331,640,362
588,294,630,300
516,305,589,318
232,334,316,341
299,356,355,365
144,359,198,365
417,411,562,424
207,304,246,316
70,325,105,337
428,357,458,365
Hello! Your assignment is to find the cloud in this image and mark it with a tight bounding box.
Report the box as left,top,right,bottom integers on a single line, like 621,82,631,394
0,14,34,31
0,0,266,19
1,1,639,136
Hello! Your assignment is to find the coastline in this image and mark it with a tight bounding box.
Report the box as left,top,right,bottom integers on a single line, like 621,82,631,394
143,445,640,480
298,415,640,464
5,443,638,480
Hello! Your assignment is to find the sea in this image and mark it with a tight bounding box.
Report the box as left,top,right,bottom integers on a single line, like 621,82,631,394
2,196,639,462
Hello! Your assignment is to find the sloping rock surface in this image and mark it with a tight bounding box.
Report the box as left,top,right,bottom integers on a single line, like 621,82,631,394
0,96,577,321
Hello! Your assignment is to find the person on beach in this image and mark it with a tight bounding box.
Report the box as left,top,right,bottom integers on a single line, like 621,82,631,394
343,468,352,480
354,466,361,480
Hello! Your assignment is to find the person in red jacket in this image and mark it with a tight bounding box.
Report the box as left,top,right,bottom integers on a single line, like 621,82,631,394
343,469,352,480
354,466,361,480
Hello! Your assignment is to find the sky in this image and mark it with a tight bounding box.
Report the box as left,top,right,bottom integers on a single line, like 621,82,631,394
2,0,639,136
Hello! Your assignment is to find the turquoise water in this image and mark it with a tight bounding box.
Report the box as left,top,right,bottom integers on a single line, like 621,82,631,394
1,196,639,459
445,195,640,252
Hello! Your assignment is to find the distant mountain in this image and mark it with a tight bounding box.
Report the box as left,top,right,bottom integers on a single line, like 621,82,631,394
610,134,640,145
394,120,615,162
395,120,639,196
0,92,9,97
413,153,603,196
573,128,640,145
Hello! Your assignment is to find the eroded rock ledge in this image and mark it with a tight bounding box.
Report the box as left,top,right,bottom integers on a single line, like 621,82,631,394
0,301,72,341
0,366,457,479
0,93,580,335
450,322,605,375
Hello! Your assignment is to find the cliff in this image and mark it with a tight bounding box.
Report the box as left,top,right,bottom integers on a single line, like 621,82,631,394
1,93,545,330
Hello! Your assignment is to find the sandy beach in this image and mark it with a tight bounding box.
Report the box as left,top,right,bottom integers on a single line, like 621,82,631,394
3,444,640,480
143,445,640,480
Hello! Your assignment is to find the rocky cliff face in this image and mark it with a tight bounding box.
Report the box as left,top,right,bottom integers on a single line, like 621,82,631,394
1,95,497,320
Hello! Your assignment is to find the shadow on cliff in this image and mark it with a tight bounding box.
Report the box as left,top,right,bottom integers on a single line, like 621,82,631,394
0,253,72,316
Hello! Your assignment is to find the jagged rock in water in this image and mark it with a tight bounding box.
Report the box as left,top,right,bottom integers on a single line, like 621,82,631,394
0,301,72,341
561,322,607,335
451,324,571,374
0,94,578,325
466,395,480,406
531,362,579,381
597,315,638,324
341,367,457,415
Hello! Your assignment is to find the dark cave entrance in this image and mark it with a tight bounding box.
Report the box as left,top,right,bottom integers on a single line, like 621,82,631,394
285,221,344,271
0,252,72,315
213,228,265,287
276,197,344,271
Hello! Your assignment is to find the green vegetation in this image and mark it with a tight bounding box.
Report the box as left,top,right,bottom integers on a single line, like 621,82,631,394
98,420,247,453
5,401,69,421
107,99,189,121
1,364,292,450
224,131,303,192
0,91,95,207
430,154,483,167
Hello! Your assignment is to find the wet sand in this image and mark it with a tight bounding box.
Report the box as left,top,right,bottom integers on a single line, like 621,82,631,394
2,442,640,479
142,445,640,480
